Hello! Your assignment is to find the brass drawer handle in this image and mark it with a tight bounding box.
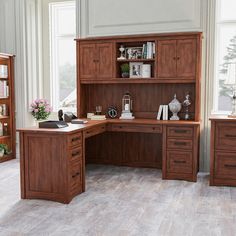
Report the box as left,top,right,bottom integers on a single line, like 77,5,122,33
174,160,186,164
72,172,80,178
174,130,187,134
225,134,236,138
72,137,80,142
174,141,187,146
72,151,80,157
224,164,236,168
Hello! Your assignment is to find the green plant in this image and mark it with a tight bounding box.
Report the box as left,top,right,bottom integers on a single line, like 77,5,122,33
121,63,130,73
0,144,9,155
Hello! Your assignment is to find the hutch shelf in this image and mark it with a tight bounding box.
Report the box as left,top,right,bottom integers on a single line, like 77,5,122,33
76,32,202,182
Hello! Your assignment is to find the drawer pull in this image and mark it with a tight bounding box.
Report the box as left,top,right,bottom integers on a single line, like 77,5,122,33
225,134,236,138
72,151,80,157
72,172,80,178
174,142,186,146
72,137,80,142
224,164,236,168
174,160,186,164
175,130,187,134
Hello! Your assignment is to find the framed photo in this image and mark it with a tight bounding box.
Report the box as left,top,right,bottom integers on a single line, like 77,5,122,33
126,47,143,59
129,62,143,78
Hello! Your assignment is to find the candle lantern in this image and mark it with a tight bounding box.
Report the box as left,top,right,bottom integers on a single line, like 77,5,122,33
120,92,135,120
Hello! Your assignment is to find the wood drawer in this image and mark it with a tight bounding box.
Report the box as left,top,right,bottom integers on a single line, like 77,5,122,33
108,124,162,133
214,152,236,180
69,146,82,162
167,150,193,174
84,124,106,138
70,160,82,193
216,123,236,150
167,138,193,150
68,132,82,148
167,126,193,138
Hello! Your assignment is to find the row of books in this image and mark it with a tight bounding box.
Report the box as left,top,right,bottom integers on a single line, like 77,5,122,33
157,105,168,120
0,81,9,98
142,42,155,59
0,65,8,78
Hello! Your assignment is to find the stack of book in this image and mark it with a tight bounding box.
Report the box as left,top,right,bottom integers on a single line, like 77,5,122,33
0,81,9,98
157,105,169,120
0,65,8,78
142,42,155,59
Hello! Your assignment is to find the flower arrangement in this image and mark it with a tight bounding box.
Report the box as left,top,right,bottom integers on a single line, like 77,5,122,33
30,99,52,120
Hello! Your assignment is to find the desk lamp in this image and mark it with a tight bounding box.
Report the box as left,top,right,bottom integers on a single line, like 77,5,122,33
225,63,236,118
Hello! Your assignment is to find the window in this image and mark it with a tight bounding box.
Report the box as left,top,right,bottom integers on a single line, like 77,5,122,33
49,1,76,112
214,0,236,113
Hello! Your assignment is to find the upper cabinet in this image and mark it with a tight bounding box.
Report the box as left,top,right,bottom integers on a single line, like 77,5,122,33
158,38,197,79
76,33,201,84
79,42,114,80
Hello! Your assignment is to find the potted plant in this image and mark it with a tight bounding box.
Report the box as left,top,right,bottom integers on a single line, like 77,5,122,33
120,63,130,78
0,144,9,157
30,99,52,126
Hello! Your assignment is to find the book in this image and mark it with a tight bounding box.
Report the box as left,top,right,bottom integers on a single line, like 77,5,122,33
157,105,163,120
90,115,106,120
0,81,8,98
162,105,169,120
71,119,88,124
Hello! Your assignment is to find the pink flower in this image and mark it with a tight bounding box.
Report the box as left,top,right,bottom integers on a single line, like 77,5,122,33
34,109,39,113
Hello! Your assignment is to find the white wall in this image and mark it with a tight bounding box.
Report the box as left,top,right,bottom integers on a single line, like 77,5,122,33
79,0,203,37
0,0,211,171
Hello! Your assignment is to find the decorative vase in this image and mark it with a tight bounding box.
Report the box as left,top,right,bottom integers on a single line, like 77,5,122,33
121,72,129,78
0,149,4,157
168,94,181,120
35,120,45,128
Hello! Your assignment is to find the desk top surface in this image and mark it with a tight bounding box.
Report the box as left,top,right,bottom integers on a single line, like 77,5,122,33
209,115,236,121
17,119,200,134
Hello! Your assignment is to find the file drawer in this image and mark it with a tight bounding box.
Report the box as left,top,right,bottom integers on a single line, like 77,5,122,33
167,126,193,138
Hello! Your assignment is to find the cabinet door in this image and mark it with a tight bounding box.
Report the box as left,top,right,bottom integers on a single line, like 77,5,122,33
176,39,196,77
79,43,96,79
96,43,113,79
158,40,176,78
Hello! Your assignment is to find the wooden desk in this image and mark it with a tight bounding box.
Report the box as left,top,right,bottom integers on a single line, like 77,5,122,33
18,119,200,203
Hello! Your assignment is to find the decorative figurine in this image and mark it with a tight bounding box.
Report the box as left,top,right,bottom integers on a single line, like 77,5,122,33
58,109,63,121
168,94,181,120
183,93,191,120
120,92,135,120
117,45,126,60
107,106,118,119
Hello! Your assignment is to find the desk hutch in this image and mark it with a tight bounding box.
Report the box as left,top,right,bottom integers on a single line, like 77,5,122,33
18,32,202,203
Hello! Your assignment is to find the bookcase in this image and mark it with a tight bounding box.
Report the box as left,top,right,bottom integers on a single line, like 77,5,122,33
76,32,202,181
0,54,15,163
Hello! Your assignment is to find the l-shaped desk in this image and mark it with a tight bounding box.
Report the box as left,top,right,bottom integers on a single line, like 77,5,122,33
18,119,200,203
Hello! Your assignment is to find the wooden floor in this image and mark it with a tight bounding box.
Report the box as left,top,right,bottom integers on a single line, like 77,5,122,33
0,160,236,236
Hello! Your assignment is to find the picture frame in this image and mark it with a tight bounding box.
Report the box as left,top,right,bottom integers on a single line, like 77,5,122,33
129,62,143,78
126,47,143,59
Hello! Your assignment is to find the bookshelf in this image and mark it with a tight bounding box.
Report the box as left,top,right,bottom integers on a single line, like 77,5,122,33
0,53,15,163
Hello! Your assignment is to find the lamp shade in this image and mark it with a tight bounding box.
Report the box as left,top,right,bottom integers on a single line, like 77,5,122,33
225,63,236,85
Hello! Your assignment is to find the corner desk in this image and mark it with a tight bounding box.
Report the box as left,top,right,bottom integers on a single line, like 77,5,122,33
18,118,200,204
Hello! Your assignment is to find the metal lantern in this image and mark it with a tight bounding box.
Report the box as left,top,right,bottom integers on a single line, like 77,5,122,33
120,92,135,120
122,92,132,113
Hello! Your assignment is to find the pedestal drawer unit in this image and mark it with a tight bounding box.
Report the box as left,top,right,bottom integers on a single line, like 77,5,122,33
20,131,84,204
210,117,236,186
163,124,200,182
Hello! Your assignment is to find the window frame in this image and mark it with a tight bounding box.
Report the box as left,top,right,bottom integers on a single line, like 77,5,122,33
212,0,236,114
41,0,76,113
